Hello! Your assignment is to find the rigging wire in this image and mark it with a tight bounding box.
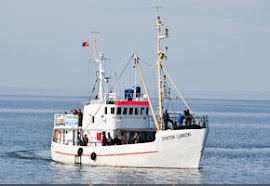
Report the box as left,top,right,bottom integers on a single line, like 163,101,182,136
115,54,134,84
88,78,98,102
162,66,198,123
136,57,158,100
139,57,190,117
138,57,153,67
88,59,90,98
81,53,135,135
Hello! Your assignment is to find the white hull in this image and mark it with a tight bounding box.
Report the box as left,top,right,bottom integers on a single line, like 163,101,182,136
51,128,208,168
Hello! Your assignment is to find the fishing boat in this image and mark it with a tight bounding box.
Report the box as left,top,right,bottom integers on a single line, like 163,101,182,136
51,11,209,168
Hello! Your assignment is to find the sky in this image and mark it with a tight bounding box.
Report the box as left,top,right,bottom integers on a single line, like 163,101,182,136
0,0,270,97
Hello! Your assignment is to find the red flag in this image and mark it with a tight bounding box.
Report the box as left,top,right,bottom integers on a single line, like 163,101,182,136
82,40,89,47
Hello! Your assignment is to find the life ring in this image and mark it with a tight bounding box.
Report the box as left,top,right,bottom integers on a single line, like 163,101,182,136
78,148,83,156
91,152,97,161
56,130,61,139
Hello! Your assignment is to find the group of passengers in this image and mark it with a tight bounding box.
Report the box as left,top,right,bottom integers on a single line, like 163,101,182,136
164,108,193,129
76,133,88,146
69,109,83,127
101,131,141,146
79,131,143,146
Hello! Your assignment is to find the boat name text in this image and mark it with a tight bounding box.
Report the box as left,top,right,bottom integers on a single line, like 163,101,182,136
162,133,191,141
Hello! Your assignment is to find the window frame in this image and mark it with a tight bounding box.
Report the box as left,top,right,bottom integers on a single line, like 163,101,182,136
129,108,133,115
111,107,115,114
117,107,122,115
123,108,127,115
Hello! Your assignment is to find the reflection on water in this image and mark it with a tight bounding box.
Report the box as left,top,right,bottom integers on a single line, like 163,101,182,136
50,161,203,184
6,149,203,184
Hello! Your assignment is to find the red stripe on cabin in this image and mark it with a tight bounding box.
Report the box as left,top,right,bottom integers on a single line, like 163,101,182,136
114,101,149,105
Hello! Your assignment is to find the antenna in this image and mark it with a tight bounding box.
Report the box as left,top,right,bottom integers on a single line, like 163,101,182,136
153,5,162,16
88,31,100,101
90,31,100,60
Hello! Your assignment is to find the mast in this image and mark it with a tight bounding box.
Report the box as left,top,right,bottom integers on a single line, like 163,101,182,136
90,31,100,61
154,7,169,130
97,52,104,100
90,31,104,100
134,59,137,100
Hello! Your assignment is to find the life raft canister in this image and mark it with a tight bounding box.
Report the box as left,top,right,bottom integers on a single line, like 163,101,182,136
56,130,61,139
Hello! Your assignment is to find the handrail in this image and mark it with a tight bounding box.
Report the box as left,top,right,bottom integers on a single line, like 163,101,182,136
53,137,102,146
147,114,208,129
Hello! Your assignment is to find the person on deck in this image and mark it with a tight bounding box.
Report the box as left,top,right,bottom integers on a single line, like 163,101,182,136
185,109,192,126
177,113,184,126
163,110,173,129
126,132,132,144
133,132,140,143
78,109,83,127
102,132,107,146
122,137,128,144
114,135,121,145
107,132,113,145
73,109,78,115
83,134,88,146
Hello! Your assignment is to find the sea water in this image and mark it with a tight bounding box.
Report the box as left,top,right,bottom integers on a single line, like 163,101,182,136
0,94,270,184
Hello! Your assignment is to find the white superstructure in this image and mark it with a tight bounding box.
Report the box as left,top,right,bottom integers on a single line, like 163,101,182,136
51,11,209,168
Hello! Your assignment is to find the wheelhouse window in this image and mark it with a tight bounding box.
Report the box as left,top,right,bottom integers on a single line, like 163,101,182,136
141,108,145,115
129,108,133,115
135,108,138,115
123,108,127,115
111,107,115,114
117,107,121,115
105,107,107,114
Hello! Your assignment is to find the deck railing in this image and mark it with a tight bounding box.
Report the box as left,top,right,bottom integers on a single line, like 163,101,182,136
147,113,208,129
53,135,102,146
169,113,208,128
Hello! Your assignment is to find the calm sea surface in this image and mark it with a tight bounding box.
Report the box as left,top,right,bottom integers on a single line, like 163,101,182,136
0,95,270,184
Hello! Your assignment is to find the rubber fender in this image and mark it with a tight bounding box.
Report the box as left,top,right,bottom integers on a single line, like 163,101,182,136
78,148,83,156
91,152,97,160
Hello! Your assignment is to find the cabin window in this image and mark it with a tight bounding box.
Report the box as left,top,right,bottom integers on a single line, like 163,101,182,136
111,107,115,114
135,108,138,115
117,107,121,115
123,108,127,115
105,107,107,114
146,108,149,115
129,108,133,115
141,108,145,115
